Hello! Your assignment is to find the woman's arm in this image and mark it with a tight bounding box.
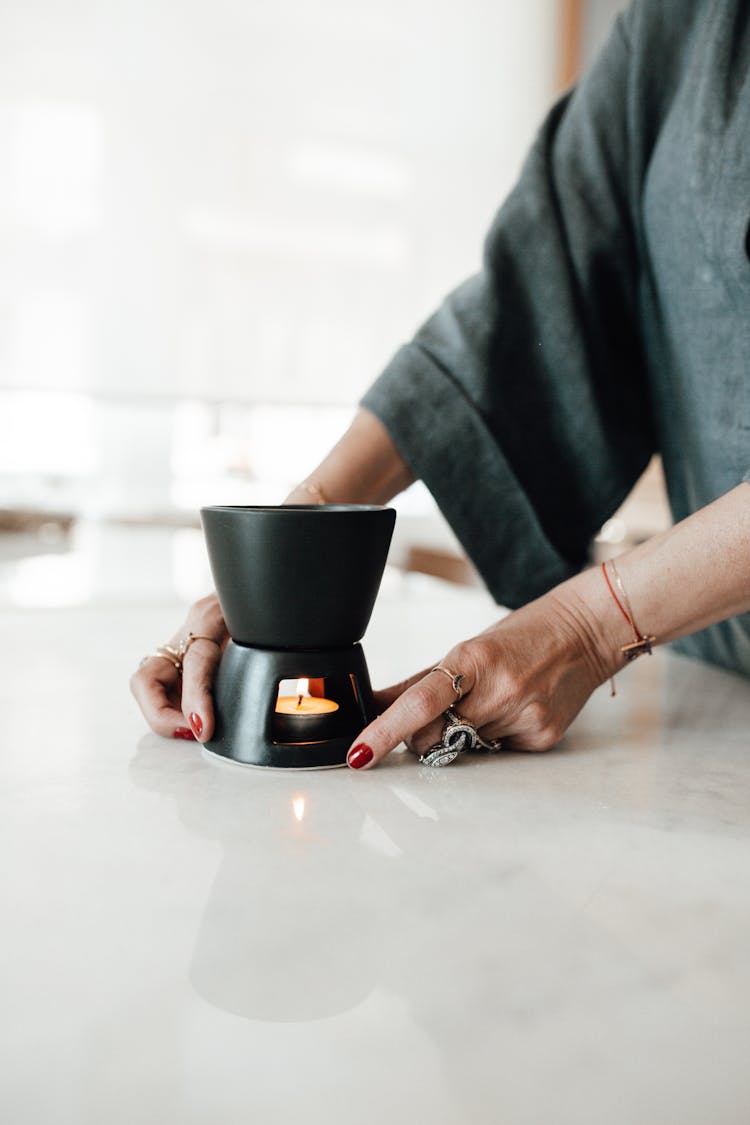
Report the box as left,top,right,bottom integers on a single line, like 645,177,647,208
346,483,750,768
587,483,750,648
129,409,411,739
285,408,414,506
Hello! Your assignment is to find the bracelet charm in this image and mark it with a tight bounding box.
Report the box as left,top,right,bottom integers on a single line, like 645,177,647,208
601,560,656,664
621,635,657,661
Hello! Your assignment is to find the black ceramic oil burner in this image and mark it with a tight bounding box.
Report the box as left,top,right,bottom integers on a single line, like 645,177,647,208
200,505,396,769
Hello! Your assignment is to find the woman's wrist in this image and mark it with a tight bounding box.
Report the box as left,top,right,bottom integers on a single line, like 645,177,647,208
547,566,625,684
284,408,414,506
553,482,750,680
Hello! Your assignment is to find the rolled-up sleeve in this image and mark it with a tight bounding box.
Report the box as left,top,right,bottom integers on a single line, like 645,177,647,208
362,7,657,608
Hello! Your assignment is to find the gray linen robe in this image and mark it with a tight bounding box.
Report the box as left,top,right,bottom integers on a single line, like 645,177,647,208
361,0,750,676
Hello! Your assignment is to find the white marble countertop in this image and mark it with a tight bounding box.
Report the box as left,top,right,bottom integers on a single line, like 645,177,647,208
2,573,750,1124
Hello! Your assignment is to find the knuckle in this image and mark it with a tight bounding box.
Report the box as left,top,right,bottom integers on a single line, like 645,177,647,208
193,593,217,613
499,663,526,701
443,638,499,703
407,679,443,724
532,722,563,751
188,593,224,631
129,666,151,695
129,673,144,701
525,700,549,728
451,638,490,682
375,685,440,748
411,680,444,721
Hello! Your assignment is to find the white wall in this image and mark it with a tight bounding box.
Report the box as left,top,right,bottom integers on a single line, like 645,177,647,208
0,0,557,410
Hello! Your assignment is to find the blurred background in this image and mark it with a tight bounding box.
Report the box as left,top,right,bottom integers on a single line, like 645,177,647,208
1,0,664,610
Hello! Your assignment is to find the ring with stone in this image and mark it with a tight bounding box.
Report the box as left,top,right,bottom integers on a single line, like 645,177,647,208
430,664,466,701
419,708,503,768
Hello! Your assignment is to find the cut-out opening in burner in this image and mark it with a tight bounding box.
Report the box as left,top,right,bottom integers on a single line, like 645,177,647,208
271,673,366,745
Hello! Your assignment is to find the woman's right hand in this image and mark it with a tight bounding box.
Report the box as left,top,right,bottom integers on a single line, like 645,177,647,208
130,593,228,742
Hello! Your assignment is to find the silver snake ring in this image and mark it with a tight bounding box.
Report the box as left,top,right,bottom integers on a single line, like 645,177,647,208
419,708,503,767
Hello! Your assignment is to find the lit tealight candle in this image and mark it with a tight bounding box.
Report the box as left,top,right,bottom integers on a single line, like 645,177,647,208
275,678,339,716
273,678,340,743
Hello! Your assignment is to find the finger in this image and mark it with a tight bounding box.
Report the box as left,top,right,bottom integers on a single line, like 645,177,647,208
373,665,433,712
374,661,483,758
180,637,224,741
404,716,447,756
178,593,227,643
407,709,505,756
130,659,192,739
373,655,479,712
347,669,460,770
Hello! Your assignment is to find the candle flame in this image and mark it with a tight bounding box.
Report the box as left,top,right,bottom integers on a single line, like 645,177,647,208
296,678,309,697
292,796,306,822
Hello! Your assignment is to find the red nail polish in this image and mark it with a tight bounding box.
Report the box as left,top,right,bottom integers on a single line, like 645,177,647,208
173,726,196,741
347,743,373,769
189,712,204,738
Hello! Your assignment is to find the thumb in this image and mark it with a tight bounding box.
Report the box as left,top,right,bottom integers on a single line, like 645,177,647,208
180,636,224,741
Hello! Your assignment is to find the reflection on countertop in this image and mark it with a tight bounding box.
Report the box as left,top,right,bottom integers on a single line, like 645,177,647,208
2,579,750,1123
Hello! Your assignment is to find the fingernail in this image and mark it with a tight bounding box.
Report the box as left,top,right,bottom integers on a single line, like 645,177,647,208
347,743,373,770
189,712,204,738
173,726,196,741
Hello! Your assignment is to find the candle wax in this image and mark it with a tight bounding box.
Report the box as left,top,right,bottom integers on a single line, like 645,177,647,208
275,695,339,716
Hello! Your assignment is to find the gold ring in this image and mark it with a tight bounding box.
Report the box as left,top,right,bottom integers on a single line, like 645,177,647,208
177,632,221,659
139,633,221,675
139,647,182,672
430,664,465,701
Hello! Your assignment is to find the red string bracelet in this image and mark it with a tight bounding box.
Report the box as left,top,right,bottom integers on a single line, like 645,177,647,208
601,560,656,662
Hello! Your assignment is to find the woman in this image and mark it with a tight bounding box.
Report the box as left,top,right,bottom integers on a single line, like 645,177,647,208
131,0,750,768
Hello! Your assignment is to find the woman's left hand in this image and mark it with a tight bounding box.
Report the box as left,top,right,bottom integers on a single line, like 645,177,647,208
346,574,617,769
